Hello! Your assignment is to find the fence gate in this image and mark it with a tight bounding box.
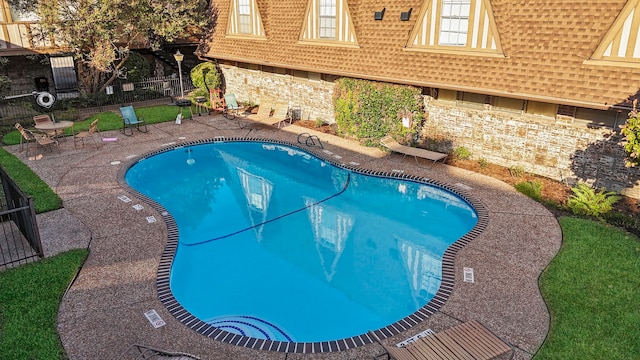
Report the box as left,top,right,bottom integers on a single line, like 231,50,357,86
0,167,43,270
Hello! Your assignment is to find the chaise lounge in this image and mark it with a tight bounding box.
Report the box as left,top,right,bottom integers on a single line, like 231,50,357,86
380,135,448,169
246,96,274,123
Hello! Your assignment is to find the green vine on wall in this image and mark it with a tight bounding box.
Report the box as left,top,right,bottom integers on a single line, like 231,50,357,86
621,99,640,168
333,78,423,146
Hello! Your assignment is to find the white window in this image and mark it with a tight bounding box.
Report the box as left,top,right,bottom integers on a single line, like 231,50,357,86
238,0,251,34
439,0,470,46
319,0,336,39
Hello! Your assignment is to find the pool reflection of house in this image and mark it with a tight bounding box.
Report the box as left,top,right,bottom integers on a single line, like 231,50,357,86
304,197,354,282
396,236,442,309
237,168,273,242
215,143,454,315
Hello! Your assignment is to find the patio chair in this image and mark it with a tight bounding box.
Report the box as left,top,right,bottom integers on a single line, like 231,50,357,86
15,123,59,158
249,100,291,128
33,114,58,138
210,88,225,113
120,105,148,136
246,96,274,122
223,93,245,119
371,320,511,360
270,100,292,128
73,118,101,149
380,135,448,169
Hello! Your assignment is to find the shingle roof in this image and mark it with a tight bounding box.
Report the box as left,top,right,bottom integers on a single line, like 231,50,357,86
199,0,640,109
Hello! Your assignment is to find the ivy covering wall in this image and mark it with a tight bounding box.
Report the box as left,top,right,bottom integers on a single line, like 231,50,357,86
333,78,423,146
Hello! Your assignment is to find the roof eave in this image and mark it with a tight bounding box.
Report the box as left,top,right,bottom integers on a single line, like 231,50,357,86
200,54,624,111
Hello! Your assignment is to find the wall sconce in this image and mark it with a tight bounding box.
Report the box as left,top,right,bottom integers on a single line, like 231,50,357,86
374,8,385,20
400,8,413,21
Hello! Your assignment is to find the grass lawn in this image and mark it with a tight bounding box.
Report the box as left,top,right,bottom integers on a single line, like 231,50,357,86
536,217,640,359
2,104,191,146
0,148,62,213
0,249,88,359
0,104,190,213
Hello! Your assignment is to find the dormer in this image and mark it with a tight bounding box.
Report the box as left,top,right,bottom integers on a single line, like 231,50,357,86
405,0,504,57
226,0,266,39
299,0,359,48
586,0,640,67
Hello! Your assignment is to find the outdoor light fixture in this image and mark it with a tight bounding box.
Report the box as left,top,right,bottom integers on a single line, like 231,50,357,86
374,8,385,20
173,50,185,99
400,8,412,21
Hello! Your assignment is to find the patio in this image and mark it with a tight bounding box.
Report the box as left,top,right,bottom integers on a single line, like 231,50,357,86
5,113,561,360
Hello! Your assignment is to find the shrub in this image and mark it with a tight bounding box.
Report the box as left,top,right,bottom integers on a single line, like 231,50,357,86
478,158,488,169
123,51,152,82
509,165,525,178
190,62,221,91
567,183,621,218
333,78,423,142
515,180,543,201
452,146,471,161
604,211,640,237
620,99,640,168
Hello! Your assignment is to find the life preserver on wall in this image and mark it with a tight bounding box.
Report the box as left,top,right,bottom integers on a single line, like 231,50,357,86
35,91,55,108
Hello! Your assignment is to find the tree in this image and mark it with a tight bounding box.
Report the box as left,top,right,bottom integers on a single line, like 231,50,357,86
8,0,212,95
0,57,10,96
190,62,220,90
122,51,152,83
620,99,640,167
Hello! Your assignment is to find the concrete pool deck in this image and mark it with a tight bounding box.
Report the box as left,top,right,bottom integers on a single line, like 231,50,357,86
5,113,562,360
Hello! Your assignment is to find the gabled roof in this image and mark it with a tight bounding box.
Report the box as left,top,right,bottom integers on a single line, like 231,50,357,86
299,0,358,46
588,0,640,67
406,0,503,57
226,0,266,39
201,0,640,109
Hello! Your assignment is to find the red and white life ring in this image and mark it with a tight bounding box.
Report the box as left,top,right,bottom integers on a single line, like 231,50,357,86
35,91,55,108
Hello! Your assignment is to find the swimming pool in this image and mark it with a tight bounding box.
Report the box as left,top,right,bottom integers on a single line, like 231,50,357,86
122,138,487,353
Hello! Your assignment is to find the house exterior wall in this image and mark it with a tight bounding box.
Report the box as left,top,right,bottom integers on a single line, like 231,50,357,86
219,65,335,122
4,56,53,95
421,100,640,199
220,66,640,199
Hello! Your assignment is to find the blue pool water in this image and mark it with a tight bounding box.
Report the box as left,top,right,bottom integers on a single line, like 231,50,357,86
125,141,478,343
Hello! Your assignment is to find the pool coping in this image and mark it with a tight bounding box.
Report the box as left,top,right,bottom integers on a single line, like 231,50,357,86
116,136,489,354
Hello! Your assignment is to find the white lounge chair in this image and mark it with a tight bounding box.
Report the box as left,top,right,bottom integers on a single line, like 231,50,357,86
380,135,448,168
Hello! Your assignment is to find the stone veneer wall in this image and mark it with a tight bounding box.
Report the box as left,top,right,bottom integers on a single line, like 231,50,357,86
219,65,335,123
5,57,54,94
219,66,640,199
421,99,640,199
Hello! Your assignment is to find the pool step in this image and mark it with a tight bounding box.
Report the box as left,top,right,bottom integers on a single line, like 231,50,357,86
206,315,293,342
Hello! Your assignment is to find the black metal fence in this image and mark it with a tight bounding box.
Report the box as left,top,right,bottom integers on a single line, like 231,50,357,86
0,166,43,270
0,76,195,126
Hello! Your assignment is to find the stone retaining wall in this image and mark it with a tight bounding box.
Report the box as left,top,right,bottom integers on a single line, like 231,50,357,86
219,66,640,198
219,65,335,123
421,100,640,198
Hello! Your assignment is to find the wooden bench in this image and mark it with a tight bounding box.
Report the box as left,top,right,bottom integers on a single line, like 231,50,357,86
380,135,448,169
371,320,512,360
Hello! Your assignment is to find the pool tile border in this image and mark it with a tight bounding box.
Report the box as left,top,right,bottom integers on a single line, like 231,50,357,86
116,137,489,354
